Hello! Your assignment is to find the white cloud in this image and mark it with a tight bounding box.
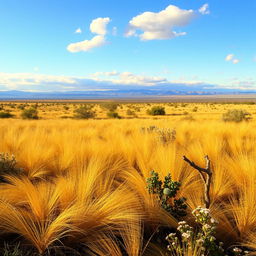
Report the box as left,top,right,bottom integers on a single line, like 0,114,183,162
92,71,167,86
125,5,196,40
75,28,82,34
90,17,111,35
225,54,240,64
0,72,76,90
199,4,210,15
0,71,255,93
225,54,234,61
67,35,106,53
92,71,119,77
33,67,39,72
232,59,240,64
67,17,111,52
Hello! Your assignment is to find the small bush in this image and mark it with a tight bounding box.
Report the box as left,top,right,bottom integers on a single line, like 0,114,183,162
126,109,136,116
107,111,121,119
146,171,187,218
0,153,22,183
73,105,95,119
0,111,13,118
101,102,119,112
21,108,39,119
17,105,25,110
147,106,165,116
222,109,252,122
192,106,198,112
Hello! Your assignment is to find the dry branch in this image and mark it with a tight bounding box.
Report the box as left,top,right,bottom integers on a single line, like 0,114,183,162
183,155,212,208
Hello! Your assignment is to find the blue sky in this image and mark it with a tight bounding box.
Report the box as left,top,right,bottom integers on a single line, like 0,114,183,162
0,0,255,92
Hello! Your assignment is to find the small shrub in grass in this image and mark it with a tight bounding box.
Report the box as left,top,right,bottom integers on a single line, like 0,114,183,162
146,170,187,218
101,102,119,112
126,109,136,116
21,108,39,119
0,153,22,183
147,106,165,116
192,106,198,112
73,105,95,119
0,111,13,118
222,109,252,122
107,111,121,119
17,104,25,110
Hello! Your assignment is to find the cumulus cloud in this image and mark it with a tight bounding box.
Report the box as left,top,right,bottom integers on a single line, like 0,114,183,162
199,4,210,15
225,54,240,64
67,17,110,52
75,28,82,34
90,17,111,35
125,5,196,40
67,35,106,53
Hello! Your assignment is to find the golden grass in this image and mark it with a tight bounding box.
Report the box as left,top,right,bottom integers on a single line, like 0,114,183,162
0,103,256,254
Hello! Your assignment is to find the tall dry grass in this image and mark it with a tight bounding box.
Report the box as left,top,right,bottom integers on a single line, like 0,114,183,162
0,118,256,254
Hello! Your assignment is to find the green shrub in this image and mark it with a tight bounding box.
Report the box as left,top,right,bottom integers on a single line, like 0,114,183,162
107,111,121,119
21,108,39,119
73,105,95,119
147,106,165,116
146,171,187,218
222,109,252,122
0,111,13,118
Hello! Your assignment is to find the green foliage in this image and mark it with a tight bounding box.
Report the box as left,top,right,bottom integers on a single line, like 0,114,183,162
147,106,165,116
146,171,187,218
0,153,22,183
21,108,39,119
73,105,95,119
107,111,121,119
222,109,252,122
0,111,13,118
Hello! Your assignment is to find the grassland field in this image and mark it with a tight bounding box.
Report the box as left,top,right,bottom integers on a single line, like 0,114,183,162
0,100,256,255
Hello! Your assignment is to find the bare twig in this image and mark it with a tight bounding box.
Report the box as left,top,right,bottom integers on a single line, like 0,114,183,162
183,155,212,208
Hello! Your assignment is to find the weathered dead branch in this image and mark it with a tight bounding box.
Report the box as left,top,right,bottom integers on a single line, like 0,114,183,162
183,155,212,208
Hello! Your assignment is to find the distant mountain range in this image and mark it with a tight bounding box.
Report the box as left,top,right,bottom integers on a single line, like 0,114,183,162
0,88,255,100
